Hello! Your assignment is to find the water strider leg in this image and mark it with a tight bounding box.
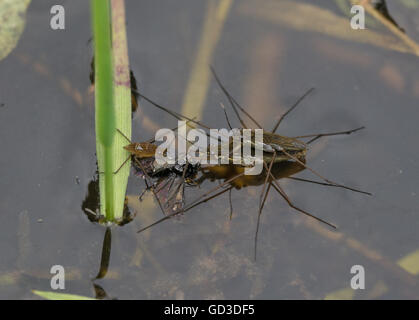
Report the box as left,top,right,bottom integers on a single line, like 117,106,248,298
293,126,365,144
116,128,132,143
210,68,317,141
254,152,276,260
258,152,276,210
228,188,233,220
210,66,257,129
182,185,233,215
262,161,337,229
209,73,369,195
137,171,245,233
271,88,315,133
135,91,237,148
254,181,272,261
97,128,132,176
112,155,131,175
279,148,371,195
286,176,357,191
138,186,149,202
132,156,167,217
271,181,336,229
134,91,210,130
98,157,131,175
219,102,233,130
167,162,190,212
134,71,369,242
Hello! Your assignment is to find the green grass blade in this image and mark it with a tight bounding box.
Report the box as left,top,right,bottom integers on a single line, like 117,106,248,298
0,0,32,61
91,0,131,222
110,0,132,221
32,290,96,300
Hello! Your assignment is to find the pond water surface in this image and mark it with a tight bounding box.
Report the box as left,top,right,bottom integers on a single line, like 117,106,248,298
0,0,418,299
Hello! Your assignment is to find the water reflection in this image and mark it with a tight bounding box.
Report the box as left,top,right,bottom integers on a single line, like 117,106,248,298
81,175,134,226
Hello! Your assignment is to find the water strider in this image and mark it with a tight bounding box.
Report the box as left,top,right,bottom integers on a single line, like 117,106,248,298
116,126,200,217
120,68,370,258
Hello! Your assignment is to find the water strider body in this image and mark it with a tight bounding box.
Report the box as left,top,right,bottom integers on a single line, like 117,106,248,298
211,129,308,166
124,129,308,170
119,125,309,217
124,68,370,258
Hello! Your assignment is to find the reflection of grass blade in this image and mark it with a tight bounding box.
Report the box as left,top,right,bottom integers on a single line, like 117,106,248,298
334,0,377,27
350,0,419,56
239,0,418,56
94,227,112,279
400,0,419,9
92,0,131,222
181,0,233,118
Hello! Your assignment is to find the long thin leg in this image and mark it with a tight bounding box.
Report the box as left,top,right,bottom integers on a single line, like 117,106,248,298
133,156,167,217
254,181,272,261
207,73,369,195
219,103,233,130
228,187,233,220
211,68,316,134
259,152,276,209
169,162,190,209
293,126,365,144
262,161,337,228
118,119,197,144
268,182,337,231
145,118,198,143
138,186,150,201
271,182,336,228
286,176,354,190
254,153,276,260
137,171,245,233
136,92,211,130
271,88,315,133
116,128,132,143
113,155,131,175
280,148,371,195
182,185,233,214
184,171,245,212
136,92,239,149
210,66,257,129
96,129,132,175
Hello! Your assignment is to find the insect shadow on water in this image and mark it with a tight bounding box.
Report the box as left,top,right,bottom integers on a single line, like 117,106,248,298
127,68,371,259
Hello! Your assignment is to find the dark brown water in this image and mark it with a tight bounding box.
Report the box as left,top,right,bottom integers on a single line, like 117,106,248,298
0,0,418,299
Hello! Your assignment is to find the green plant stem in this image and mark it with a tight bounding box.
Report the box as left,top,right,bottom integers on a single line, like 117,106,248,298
91,0,131,222
92,0,115,221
